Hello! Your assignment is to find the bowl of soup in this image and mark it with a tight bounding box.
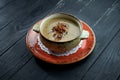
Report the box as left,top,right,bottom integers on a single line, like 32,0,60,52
33,13,89,53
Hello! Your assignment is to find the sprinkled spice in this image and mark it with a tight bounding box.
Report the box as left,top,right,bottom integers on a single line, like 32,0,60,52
52,22,68,40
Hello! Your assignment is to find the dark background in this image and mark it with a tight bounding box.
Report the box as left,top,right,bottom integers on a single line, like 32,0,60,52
0,0,120,80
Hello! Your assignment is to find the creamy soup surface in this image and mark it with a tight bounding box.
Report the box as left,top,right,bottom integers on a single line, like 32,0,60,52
41,18,80,42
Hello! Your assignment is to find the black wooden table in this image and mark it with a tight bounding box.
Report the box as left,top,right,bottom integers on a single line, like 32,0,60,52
0,0,120,80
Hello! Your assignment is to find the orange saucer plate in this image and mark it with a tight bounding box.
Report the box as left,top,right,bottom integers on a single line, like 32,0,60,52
26,20,96,64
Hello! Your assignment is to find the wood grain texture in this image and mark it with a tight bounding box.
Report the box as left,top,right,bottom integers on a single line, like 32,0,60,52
0,0,60,80
0,0,120,80
82,30,120,79
0,0,59,56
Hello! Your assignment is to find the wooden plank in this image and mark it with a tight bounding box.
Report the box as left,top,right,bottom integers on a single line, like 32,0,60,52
78,0,117,26
0,0,60,80
76,1,120,80
9,58,48,80
81,30,120,79
0,36,33,80
0,0,59,56
0,0,14,9
9,0,120,80
0,0,39,55
0,0,53,30
48,0,90,14
0,0,35,28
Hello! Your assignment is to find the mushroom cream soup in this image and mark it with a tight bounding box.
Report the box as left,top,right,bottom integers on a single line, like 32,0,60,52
41,18,80,42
